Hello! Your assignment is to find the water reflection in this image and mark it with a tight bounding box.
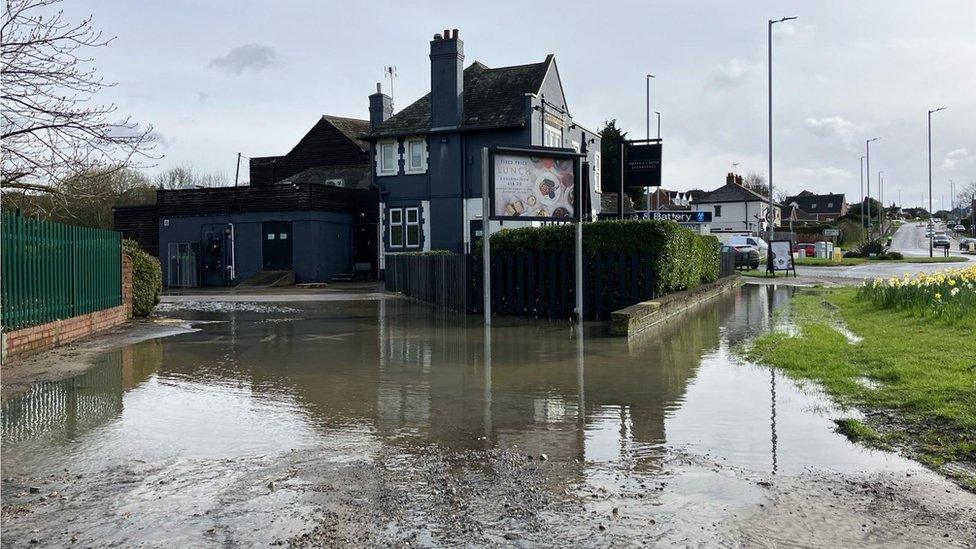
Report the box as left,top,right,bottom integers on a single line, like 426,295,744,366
2,285,915,481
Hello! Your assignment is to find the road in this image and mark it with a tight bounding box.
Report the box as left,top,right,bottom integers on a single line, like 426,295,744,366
889,220,970,258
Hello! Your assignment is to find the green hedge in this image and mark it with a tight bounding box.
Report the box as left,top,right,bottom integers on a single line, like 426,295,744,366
123,239,162,317
479,220,720,295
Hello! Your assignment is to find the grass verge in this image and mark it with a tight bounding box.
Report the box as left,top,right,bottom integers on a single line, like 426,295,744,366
745,287,976,489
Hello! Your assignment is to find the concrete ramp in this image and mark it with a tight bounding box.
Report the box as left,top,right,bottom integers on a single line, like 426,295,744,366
237,270,295,288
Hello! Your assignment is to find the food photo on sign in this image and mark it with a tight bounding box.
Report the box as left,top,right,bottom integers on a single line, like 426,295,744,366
492,153,575,220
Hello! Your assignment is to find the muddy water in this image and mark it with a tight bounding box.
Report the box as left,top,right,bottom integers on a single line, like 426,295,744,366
2,285,973,547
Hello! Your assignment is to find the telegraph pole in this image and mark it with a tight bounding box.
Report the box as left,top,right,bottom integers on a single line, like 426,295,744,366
234,152,242,186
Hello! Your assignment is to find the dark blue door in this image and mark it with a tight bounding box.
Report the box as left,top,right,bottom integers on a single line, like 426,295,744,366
262,221,293,270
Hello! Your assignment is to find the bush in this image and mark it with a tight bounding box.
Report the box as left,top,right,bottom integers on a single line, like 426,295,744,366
123,239,162,317
479,220,720,294
856,239,887,257
843,250,863,258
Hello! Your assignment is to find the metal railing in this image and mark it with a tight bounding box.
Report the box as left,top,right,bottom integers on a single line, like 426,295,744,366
1,212,122,331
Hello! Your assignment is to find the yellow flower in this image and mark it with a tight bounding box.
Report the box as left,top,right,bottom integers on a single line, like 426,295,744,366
934,292,942,300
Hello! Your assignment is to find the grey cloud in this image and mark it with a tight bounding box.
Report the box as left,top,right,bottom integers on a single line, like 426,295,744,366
708,59,757,90
207,44,284,75
804,116,861,146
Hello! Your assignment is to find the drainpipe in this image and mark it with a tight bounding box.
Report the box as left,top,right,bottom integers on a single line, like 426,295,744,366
226,222,236,282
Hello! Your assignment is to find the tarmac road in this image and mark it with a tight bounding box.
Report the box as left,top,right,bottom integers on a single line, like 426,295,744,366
889,220,969,257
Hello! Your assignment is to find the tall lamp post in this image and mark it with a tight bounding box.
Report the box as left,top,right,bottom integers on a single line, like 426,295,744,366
865,137,880,240
646,74,655,140
860,155,866,229
767,16,797,245
654,111,661,139
927,107,946,257
878,171,884,239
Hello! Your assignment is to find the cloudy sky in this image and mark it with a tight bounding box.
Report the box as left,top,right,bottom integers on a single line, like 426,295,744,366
61,0,975,208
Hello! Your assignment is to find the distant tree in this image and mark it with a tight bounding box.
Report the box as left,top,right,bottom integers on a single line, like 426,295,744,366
598,120,644,210
1,168,156,228
153,165,228,189
1,0,156,194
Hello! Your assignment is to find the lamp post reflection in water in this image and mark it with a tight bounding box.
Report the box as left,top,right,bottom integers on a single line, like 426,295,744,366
483,323,492,442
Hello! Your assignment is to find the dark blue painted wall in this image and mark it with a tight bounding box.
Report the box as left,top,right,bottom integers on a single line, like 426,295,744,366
158,210,353,286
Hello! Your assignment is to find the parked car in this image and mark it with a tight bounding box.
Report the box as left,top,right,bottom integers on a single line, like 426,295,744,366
728,235,768,260
924,226,935,237
722,245,760,270
797,243,816,257
960,238,975,252
954,224,966,232
933,235,951,249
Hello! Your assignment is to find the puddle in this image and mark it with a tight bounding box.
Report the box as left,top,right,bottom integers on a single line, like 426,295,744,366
2,285,967,546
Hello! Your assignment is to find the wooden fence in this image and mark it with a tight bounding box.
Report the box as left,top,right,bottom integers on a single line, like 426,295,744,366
384,253,468,312
1,212,122,331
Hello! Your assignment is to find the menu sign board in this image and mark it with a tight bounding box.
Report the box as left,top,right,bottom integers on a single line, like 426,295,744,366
490,148,579,221
767,239,796,277
624,141,662,188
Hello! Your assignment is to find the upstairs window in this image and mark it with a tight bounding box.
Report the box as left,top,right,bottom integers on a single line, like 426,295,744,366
714,205,722,217
405,138,427,174
810,203,817,209
544,124,561,147
378,140,398,176
594,152,602,192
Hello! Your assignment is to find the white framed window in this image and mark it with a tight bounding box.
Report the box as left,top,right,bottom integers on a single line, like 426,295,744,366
405,138,427,174
389,208,403,247
405,207,420,247
571,140,580,153
377,140,398,176
714,205,722,218
593,152,602,192
544,123,561,147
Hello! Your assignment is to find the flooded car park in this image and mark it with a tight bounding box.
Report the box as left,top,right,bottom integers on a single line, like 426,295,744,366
2,285,974,547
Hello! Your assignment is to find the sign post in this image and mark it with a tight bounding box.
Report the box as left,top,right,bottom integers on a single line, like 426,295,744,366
485,146,584,320
766,239,797,278
482,147,491,326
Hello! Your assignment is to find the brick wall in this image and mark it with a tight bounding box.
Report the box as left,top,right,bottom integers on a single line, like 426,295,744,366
2,255,134,361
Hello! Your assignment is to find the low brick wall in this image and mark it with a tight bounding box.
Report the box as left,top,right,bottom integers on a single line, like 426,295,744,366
2,255,133,361
609,275,741,337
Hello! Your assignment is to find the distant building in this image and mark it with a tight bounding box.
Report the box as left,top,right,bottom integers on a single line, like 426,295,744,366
783,191,848,222
692,173,781,234
114,115,378,287
363,29,602,270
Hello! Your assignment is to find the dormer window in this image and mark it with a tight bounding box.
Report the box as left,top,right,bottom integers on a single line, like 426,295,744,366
405,137,428,174
377,140,398,175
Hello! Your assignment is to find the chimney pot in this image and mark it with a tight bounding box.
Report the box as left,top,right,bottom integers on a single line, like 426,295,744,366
444,28,450,39
452,28,459,39
375,82,381,93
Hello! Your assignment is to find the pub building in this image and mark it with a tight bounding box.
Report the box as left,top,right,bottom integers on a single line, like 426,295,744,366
364,29,603,274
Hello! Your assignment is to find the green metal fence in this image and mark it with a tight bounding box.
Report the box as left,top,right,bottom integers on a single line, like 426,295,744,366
1,212,122,331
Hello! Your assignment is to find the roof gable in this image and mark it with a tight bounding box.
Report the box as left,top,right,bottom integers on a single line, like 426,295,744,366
784,192,846,213
369,57,552,137
696,182,776,205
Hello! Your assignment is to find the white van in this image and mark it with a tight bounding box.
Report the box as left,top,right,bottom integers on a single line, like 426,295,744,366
728,235,768,259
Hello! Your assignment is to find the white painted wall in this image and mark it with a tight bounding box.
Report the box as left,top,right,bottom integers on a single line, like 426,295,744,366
693,200,781,234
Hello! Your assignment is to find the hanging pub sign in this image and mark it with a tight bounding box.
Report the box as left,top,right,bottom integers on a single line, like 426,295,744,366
623,140,662,188
638,210,712,223
767,239,797,277
489,146,581,221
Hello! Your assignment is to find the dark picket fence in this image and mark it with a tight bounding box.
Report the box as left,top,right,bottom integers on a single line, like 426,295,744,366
467,252,657,320
384,253,468,312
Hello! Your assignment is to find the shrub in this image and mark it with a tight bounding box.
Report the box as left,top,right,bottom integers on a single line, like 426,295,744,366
843,250,863,258
856,239,887,257
479,220,720,294
123,239,162,317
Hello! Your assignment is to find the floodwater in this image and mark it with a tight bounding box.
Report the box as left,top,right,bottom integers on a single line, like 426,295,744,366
2,285,973,547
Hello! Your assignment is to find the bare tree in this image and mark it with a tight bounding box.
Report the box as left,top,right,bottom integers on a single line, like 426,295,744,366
154,165,229,189
1,0,156,193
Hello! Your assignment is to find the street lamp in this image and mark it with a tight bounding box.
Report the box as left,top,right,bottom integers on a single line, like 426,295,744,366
878,171,884,238
767,15,797,245
654,111,661,139
928,106,946,257
646,74,655,140
865,137,880,239
860,155,866,229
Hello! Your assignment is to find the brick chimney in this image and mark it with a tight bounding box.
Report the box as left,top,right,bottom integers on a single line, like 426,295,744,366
368,82,392,132
429,28,464,129
726,172,736,185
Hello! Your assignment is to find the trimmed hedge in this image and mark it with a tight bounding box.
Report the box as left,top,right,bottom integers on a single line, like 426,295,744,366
479,220,721,295
123,239,162,317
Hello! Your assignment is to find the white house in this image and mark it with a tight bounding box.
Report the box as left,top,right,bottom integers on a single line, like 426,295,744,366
692,173,781,235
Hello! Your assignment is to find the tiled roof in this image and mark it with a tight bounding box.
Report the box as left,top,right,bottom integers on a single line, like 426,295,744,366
368,57,552,137
695,182,777,205
784,192,846,214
